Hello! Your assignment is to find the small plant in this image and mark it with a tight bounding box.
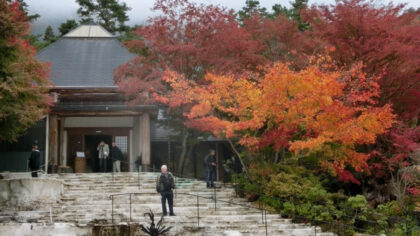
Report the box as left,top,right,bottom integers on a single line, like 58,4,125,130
140,209,172,236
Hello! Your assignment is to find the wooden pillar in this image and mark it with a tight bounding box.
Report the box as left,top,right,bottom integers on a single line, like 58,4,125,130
48,114,58,172
59,117,65,166
140,113,151,167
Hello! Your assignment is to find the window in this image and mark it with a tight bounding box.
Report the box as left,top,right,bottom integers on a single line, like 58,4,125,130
115,136,128,154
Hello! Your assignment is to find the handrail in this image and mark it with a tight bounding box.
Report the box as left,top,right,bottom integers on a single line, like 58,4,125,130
104,156,415,235
107,183,389,236
108,186,270,235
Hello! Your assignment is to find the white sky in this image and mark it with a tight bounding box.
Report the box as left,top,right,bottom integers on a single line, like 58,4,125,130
26,0,420,35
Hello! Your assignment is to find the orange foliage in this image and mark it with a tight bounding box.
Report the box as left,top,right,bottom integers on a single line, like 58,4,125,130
158,60,395,176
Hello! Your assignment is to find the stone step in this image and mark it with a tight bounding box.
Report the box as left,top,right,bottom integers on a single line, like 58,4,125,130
0,173,336,235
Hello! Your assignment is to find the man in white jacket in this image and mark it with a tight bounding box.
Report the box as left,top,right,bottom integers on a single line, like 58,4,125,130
97,141,109,172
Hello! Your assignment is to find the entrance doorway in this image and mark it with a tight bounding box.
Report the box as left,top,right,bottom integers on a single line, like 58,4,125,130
66,127,130,173
85,135,112,172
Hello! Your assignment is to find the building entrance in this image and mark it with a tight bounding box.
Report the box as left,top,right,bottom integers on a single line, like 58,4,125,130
85,135,112,172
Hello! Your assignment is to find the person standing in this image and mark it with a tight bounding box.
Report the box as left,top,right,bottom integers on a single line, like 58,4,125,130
156,165,175,216
204,149,217,188
28,145,41,177
97,141,109,172
111,142,123,173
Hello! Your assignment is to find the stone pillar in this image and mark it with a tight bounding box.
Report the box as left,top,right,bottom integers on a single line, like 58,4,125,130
48,114,58,172
140,113,151,167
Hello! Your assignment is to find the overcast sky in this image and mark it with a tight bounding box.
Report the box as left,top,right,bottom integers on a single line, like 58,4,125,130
26,0,420,35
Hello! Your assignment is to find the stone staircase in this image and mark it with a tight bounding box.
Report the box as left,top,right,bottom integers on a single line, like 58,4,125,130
0,172,335,235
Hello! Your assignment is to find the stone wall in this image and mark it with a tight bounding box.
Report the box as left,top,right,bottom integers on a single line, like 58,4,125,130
0,223,205,236
0,223,91,236
0,178,62,210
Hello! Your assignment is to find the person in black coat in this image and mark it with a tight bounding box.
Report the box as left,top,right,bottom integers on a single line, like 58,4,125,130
204,149,217,188
28,145,41,177
156,165,175,216
111,142,123,173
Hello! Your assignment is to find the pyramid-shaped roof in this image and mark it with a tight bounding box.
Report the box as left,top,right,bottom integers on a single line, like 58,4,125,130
36,25,134,87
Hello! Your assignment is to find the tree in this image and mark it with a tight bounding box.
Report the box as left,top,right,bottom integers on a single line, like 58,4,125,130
16,0,39,23
0,0,51,141
76,0,130,34
58,19,78,36
303,0,420,119
115,0,266,174
43,25,56,42
238,0,310,30
158,59,394,183
238,0,268,20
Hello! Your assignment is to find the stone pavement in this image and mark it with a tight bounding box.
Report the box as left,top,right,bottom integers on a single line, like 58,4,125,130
0,172,335,235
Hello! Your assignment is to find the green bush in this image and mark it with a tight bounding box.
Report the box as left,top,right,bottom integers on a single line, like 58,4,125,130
232,162,419,236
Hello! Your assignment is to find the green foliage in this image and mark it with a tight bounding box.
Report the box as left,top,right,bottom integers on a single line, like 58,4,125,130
43,25,56,43
238,0,310,30
76,0,131,34
237,0,268,20
0,0,50,141
233,162,419,235
58,19,78,36
27,34,49,49
17,0,39,23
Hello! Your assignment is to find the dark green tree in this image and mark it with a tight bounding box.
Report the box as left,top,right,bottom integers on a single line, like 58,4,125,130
238,0,268,20
17,0,39,23
283,0,309,31
76,0,131,34
43,25,56,42
239,0,310,31
16,0,45,48
58,19,78,36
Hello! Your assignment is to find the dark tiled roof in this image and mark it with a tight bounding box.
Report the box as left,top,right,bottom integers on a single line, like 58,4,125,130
36,38,134,87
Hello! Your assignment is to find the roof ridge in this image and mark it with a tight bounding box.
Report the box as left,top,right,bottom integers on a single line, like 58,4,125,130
63,24,114,38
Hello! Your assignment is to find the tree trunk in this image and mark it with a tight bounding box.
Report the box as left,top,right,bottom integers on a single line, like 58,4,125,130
177,129,190,176
227,139,252,182
180,144,194,177
274,149,280,163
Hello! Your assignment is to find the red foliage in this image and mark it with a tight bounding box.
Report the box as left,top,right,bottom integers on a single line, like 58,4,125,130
114,0,266,105
0,0,51,141
303,0,420,118
335,167,361,185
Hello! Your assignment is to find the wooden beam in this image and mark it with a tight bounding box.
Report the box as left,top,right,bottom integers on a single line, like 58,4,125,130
53,111,141,117
140,113,151,166
58,93,125,102
50,87,118,94
59,117,65,166
48,114,59,172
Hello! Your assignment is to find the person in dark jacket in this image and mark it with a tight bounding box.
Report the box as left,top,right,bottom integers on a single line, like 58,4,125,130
156,165,175,216
111,142,123,173
204,149,217,188
28,145,41,177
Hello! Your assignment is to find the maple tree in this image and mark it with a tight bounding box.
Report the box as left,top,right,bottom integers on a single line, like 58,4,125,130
115,0,267,174
158,59,394,182
297,0,420,198
302,0,420,119
0,0,51,141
